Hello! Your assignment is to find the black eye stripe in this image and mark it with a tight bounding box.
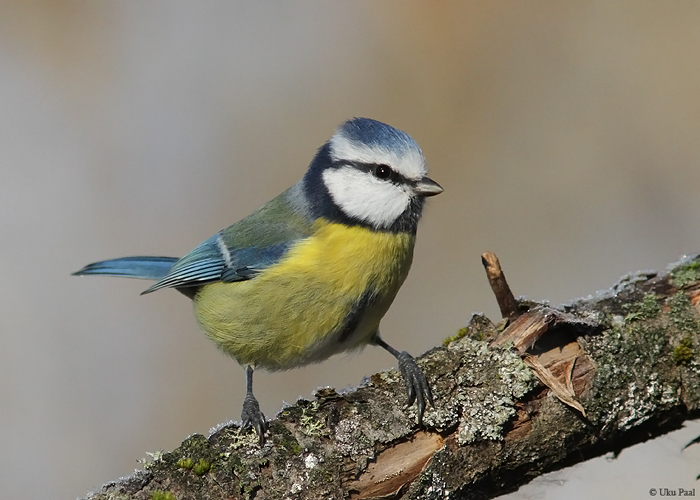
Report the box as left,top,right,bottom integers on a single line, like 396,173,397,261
337,160,406,184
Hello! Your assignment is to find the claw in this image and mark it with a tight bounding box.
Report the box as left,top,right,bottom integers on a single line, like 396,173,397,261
396,350,434,426
241,366,267,446
374,336,434,427
241,392,267,446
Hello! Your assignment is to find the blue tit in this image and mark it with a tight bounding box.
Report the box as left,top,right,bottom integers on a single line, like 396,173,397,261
74,117,443,445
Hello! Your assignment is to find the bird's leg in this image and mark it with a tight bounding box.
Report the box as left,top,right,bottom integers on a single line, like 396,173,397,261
240,365,267,445
373,334,434,426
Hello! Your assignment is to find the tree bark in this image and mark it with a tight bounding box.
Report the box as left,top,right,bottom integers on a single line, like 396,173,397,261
85,254,700,500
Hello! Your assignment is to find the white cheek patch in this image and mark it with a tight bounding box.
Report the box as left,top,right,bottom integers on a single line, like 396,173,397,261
322,166,411,228
329,134,427,180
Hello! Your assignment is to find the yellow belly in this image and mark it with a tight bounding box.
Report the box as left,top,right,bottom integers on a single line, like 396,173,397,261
193,219,415,370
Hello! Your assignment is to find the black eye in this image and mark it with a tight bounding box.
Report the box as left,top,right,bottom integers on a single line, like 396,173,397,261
372,164,393,180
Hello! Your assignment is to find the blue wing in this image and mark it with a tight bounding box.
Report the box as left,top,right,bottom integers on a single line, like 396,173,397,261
140,235,294,294
75,186,315,295
140,186,315,294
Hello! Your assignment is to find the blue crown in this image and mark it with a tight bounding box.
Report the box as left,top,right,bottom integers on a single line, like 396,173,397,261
338,118,421,156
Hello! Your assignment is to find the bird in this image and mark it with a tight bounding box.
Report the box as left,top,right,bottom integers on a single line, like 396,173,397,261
74,117,443,445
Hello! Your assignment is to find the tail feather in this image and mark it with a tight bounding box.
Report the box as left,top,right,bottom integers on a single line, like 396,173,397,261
73,256,179,281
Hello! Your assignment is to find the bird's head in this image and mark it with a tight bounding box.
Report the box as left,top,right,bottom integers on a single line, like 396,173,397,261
302,118,442,233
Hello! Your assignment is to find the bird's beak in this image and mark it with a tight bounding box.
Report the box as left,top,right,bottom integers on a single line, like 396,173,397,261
415,176,444,197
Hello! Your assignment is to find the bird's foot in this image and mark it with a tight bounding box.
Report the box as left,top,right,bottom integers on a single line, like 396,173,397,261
241,392,267,446
396,350,434,426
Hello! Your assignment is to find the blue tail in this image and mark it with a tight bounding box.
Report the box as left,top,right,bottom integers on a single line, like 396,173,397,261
73,256,179,280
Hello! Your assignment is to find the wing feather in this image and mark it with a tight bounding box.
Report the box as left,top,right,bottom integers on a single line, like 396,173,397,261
142,186,314,294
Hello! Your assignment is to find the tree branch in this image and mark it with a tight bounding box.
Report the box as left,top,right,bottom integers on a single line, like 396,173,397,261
85,255,700,500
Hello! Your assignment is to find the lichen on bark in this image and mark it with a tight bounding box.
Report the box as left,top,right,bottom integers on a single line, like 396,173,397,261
84,255,700,500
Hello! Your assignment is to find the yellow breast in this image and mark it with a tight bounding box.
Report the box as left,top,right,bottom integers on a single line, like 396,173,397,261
193,219,415,370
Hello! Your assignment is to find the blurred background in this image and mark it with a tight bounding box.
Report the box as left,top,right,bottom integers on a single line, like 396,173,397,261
1,1,700,499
